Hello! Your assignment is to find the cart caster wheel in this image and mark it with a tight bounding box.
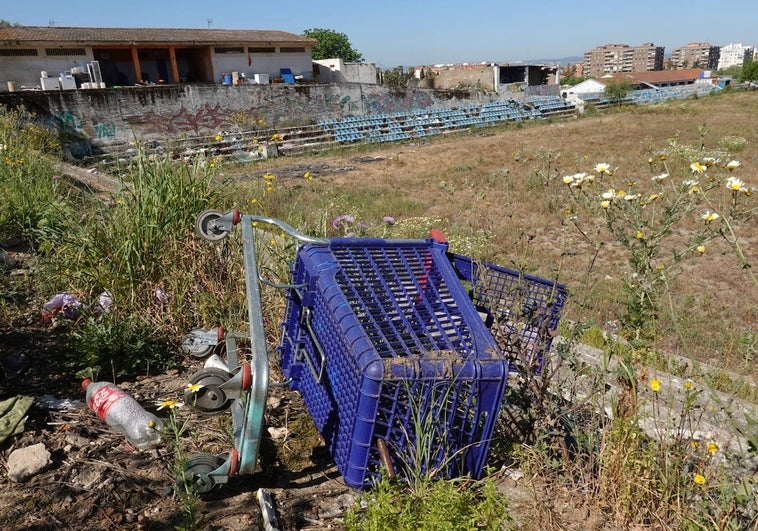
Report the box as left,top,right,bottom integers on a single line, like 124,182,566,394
186,368,232,415
195,209,228,241
177,453,227,495
181,328,216,358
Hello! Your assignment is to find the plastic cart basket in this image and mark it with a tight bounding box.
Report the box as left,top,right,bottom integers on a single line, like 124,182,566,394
279,237,513,490
447,253,568,374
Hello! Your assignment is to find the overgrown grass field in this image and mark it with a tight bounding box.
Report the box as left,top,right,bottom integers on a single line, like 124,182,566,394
1,89,756,529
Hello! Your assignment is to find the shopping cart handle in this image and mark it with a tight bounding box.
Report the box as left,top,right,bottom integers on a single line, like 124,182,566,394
244,214,329,246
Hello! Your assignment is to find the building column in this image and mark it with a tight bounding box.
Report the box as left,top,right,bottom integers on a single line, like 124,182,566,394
205,47,215,83
131,46,142,83
169,46,179,83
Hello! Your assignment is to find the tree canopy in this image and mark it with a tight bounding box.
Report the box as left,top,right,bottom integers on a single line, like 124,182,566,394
604,79,632,103
739,59,758,83
303,28,363,62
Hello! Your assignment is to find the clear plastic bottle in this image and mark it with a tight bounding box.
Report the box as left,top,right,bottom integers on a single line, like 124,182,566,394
82,378,164,450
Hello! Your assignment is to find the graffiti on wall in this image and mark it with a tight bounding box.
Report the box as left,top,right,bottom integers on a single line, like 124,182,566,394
94,122,116,138
127,103,236,135
54,112,82,130
53,112,116,139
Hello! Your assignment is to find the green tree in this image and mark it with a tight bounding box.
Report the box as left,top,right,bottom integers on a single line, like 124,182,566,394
718,64,742,77
303,28,363,62
739,59,758,83
381,66,410,87
604,79,632,103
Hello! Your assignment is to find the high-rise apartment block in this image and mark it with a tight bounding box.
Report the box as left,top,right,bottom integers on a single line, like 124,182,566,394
717,43,755,70
670,43,720,70
583,43,664,77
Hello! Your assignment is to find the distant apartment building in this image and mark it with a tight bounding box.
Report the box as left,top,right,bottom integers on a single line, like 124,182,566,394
583,43,664,77
717,43,755,69
670,43,719,70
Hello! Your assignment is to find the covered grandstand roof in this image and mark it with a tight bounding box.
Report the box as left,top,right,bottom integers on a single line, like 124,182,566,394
0,26,315,46
598,68,707,86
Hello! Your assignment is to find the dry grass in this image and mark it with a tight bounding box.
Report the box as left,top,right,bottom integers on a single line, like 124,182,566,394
226,90,758,381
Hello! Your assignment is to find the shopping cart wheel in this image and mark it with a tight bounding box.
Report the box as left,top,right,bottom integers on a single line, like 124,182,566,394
180,328,216,358
185,368,232,415
195,209,228,241
177,453,227,495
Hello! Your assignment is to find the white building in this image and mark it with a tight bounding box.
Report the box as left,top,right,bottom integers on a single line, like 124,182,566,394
313,58,378,84
717,43,754,70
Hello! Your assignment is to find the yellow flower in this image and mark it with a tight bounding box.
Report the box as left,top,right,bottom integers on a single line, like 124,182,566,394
270,133,283,142
696,245,706,254
600,200,611,209
690,162,707,174
186,382,204,393
701,211,720,222
563,175,574,184
648,193,660,202
693,473,706,485
263,173,276,181
214,133,223,142
650,379,661,392
304,171,313,180
250,198,258,204
684,381,694,390
156,399,183,410
635,231,644,240
707,442,719,455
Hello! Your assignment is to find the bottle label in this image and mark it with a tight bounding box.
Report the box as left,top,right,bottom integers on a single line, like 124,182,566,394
89,386,126,421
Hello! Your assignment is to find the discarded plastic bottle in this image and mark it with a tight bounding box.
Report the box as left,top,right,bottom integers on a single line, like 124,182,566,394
82,378,164,450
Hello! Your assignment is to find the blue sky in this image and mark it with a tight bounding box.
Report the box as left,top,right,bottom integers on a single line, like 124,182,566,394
3,0,756,67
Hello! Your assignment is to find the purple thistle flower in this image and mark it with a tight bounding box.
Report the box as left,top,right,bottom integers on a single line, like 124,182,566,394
382,216,396,225
331,215,355,229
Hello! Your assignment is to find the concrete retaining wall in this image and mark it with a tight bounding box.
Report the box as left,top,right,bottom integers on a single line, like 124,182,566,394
0,82,500,157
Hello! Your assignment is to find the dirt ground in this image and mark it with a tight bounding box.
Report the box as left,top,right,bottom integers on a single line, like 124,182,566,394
0,208,610,531
1,306,605,531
